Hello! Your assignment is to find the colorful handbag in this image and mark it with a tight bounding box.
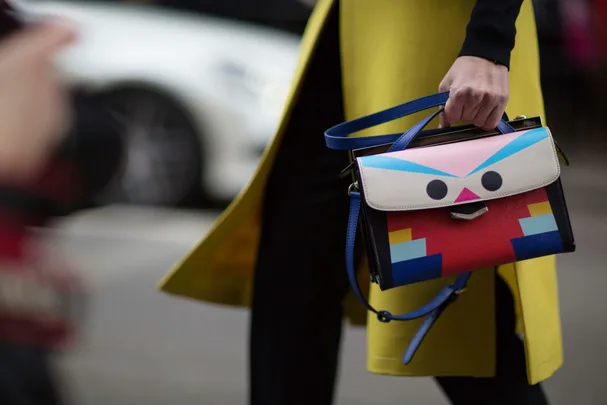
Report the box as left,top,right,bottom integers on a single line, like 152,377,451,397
324,92,575,364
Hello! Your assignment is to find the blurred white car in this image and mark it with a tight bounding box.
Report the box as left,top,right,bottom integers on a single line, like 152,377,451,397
16,0,302,206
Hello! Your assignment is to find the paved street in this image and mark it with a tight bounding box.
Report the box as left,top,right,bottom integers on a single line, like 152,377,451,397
42,161,607,405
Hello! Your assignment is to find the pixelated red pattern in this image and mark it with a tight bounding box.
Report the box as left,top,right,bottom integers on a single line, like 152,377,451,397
386,188,550,276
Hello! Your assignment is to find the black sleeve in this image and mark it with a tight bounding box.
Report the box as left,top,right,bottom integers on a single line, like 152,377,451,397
459,0,524,69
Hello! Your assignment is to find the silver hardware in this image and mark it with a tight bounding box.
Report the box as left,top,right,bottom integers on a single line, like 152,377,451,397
348,182,359,196
450,206,489,221
454,287,467,295
514,115,527,120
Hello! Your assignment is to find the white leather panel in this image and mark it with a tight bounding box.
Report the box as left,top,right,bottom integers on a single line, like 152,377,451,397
357,127,560,211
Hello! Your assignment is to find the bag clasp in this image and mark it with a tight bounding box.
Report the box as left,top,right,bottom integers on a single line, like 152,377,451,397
450,202,489,221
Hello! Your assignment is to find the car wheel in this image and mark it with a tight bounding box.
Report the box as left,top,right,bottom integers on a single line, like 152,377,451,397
96,88,203,207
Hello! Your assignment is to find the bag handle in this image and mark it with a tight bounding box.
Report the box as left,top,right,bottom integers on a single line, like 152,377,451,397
346,187,470,364
324,91,515,152
387,106,515,152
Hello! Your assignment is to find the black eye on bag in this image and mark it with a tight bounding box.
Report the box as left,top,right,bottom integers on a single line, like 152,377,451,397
481,171,502,192
426,179,448,200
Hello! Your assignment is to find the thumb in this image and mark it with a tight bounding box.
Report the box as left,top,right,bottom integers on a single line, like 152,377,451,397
438,109,448,129
438,74,452,93
12,19,77,58
437,76,453,129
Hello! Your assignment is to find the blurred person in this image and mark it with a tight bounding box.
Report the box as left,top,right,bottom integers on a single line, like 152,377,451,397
161,1,560,404
0,9,125,404
0,20,75,182
0,17,77,405
550,0,599,135
0,84,124,404
595,0,607,60
561,0,595,68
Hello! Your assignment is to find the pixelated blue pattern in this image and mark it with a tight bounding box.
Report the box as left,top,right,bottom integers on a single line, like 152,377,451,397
519,213,558,236
390,238,427,263
511,231,564,261
391,254,443,287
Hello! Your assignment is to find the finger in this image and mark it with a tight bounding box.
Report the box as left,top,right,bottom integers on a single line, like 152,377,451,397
30,21,77,53
482,106,504,130
438,78,451,93
9,19,76,58
444,91,464,126
438,109,448,128
460,89,485,122
473,103,495,129
461,102,482,123
438,79,451,128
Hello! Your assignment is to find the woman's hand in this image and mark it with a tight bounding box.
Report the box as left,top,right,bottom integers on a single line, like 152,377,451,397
438,56,509,130
0,20,76,183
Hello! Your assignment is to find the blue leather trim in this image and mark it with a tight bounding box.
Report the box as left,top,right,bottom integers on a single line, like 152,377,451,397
468,127,549,175
389,239,428,263
347,191,471,364
360,155,457,177
511,230,564,261
519,213,558,236
391,254,443,286
325,92,515,152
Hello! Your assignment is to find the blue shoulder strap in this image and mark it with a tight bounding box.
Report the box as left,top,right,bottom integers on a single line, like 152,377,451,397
328,92,515,364
347,189,470,364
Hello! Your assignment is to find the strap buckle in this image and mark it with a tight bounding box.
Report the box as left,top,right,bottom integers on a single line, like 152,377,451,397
377,310,392,323
348,182,359,196
450,286,467,303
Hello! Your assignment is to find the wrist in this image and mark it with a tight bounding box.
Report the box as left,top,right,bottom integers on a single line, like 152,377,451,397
460,0,523,70
459,28,513,69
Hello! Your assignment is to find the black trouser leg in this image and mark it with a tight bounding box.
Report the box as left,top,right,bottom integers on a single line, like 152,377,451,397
0,345,63,405
249,6,351,405
435,274,549,405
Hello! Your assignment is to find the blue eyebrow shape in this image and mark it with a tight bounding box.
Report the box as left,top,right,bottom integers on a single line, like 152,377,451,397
468,127,550,175
359,155,457,177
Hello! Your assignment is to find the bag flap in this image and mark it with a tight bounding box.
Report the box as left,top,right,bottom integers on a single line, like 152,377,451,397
356,127,560,212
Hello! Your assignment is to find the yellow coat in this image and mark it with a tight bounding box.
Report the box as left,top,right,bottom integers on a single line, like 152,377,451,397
159,0,563,384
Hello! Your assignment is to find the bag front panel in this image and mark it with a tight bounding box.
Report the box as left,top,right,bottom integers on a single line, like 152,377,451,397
353,122,574,291
362,181,574,291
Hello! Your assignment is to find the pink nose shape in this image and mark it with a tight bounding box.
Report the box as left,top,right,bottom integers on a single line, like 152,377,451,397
455,187,480,203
